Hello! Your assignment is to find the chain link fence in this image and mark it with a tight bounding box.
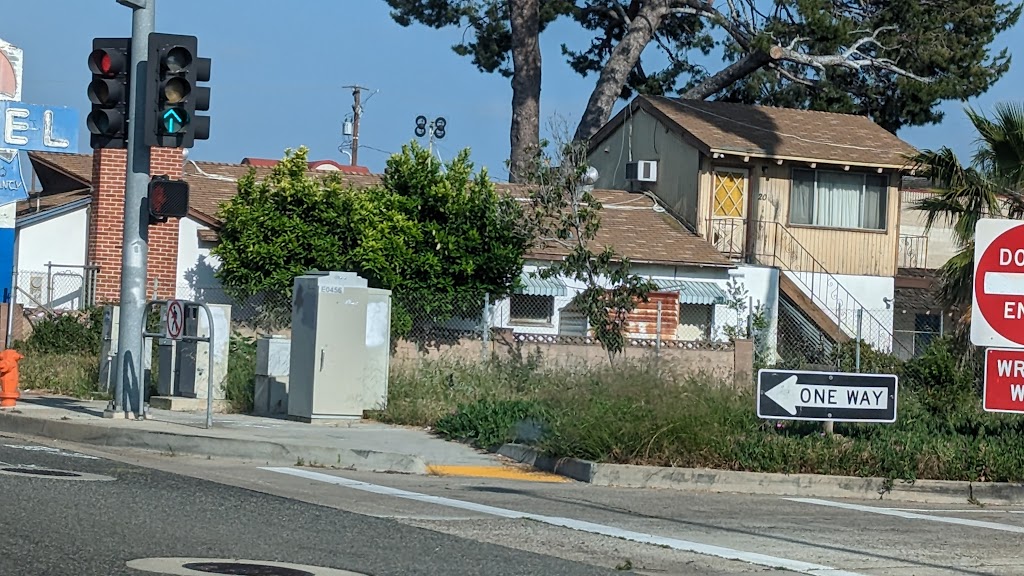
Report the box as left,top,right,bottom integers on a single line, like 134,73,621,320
386,290,749,380
12,266,99,312
181,279,940,376
772,303,940,370
178,284,292,335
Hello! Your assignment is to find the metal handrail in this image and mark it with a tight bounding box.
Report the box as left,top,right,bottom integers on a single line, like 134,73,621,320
142,299,217,429
763,221,911,356
707,217,911,356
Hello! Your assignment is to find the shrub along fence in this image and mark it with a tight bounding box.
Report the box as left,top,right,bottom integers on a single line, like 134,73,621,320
375,336,1022,483
392,328,754,384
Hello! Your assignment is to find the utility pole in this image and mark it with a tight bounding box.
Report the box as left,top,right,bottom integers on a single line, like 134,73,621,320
110,0,155,420
344,85,367,167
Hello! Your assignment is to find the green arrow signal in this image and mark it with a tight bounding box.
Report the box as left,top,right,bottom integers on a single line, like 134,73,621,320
161,107,189,134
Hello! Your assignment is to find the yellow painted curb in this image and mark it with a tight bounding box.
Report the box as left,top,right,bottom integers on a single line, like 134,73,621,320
426,464,570,483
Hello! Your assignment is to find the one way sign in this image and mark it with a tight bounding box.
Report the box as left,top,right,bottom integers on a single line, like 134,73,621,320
757,369,899,423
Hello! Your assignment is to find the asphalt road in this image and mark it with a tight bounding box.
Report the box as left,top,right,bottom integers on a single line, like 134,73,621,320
0,436,623,576
5,433,1024,576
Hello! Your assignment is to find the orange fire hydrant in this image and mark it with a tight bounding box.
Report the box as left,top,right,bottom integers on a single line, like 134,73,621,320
0,349,24,408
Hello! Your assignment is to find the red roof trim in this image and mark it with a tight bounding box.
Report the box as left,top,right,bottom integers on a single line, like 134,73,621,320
240,157,371,175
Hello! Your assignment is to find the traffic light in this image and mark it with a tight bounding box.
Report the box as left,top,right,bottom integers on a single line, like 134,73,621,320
144,33,211,148
86,38,131,149
148,176,190,222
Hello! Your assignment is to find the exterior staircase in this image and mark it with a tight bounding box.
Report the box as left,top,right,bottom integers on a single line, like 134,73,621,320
707,218,912,360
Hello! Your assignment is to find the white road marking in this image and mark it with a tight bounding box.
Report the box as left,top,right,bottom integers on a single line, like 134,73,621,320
3,444,99,459
888,508,1022,514
261,467,867,576
788,498,1024,534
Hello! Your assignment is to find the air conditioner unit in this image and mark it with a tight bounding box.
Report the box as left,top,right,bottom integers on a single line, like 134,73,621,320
625,160,658,183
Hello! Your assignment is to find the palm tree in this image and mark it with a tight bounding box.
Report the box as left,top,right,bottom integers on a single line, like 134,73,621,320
909,102,1024,343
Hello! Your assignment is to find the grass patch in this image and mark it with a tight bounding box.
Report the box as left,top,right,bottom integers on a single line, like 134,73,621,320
18,352,107,400
8,308,108,400
374,340,1024,483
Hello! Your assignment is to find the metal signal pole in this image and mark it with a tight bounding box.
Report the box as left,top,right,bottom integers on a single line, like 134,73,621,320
110,0,155,420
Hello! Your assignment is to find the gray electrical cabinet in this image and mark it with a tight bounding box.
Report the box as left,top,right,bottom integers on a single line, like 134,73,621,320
288,271,381,422
361,287,392,412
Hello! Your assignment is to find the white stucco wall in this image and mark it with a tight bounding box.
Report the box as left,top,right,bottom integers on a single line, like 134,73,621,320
14,206,90,309
730,264,780,361
175,216,224,300
784,271,895,351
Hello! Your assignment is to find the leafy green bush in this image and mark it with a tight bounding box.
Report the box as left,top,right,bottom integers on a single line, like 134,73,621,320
380,339,1024,483
212,144,530,338
19,307,104,355
224,331,257,413
434,398,550,449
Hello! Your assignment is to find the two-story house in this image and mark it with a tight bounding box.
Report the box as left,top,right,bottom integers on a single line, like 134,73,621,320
586,95,920,361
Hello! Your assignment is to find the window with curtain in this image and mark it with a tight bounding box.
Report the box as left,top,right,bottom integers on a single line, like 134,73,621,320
789,169,887,230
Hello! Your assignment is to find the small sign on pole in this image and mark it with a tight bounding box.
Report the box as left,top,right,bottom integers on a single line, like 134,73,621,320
757,369,898,423
166,299,184,340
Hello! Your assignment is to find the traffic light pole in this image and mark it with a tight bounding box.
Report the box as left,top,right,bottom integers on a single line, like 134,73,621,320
109,0,155,419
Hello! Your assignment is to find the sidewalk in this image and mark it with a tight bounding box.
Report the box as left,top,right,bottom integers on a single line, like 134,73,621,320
0,393,562,480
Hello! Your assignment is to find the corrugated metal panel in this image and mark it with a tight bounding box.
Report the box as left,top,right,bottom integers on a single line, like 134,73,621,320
516,273,568,297
654,279,726,305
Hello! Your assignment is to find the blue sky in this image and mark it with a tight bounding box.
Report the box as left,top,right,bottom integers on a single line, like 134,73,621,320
5,0,1022,181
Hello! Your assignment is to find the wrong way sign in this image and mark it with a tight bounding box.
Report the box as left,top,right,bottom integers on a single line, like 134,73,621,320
973,219,1024,348
984,348,1024,413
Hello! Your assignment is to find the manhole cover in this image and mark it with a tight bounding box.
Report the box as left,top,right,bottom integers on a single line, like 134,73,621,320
0,467,81,477
127,558,366,576
183,563,314,576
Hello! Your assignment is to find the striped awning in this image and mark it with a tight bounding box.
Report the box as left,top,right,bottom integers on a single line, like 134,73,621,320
653,279,727,305
516,272,568,297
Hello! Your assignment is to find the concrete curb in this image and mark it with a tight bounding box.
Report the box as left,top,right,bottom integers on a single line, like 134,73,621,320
0,412,430,475
497,443,1024,505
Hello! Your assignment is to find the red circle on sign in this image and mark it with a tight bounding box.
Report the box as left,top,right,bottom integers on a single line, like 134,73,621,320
976,224,1024,346
167,300,185,339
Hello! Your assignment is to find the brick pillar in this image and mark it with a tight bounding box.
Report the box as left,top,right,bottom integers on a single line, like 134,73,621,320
89,147,184,303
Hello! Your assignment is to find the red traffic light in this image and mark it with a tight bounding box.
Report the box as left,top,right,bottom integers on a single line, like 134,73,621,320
89,48,127,78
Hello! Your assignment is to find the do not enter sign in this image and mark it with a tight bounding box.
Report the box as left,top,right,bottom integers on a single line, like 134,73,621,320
973,219,1024,348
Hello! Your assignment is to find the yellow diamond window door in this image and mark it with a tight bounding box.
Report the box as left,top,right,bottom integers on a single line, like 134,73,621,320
710,168,748,258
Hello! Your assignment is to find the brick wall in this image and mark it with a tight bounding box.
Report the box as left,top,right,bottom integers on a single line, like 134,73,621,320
89,147,184,303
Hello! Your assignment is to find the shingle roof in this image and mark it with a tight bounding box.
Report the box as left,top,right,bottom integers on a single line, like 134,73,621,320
525,190,730,267
16,189,90,218
606,96,919,169
29,152,731,268
241,157,371,175
22,152,92,219
894,267,943,313
30,151,92,182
